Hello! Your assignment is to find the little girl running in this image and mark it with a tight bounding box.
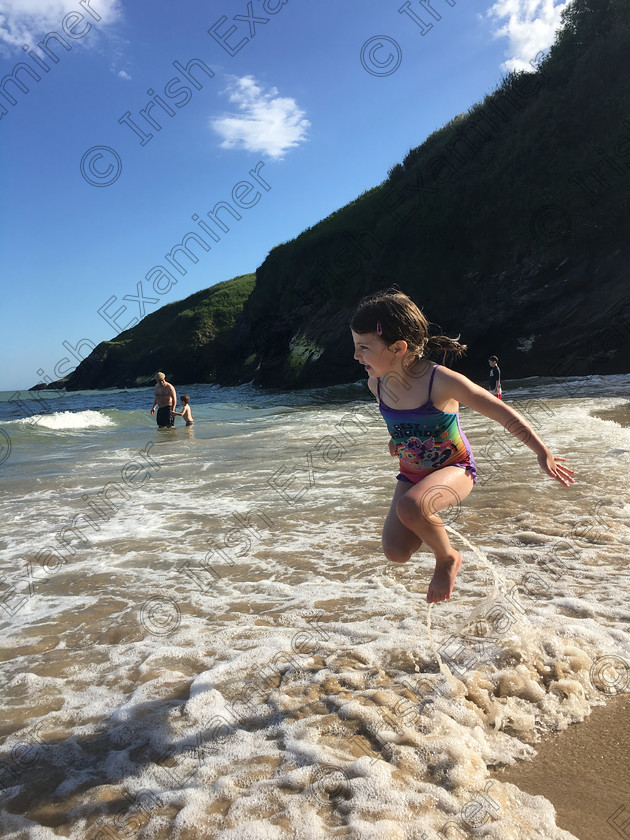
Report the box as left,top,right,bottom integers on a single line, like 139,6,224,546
350,290,574,604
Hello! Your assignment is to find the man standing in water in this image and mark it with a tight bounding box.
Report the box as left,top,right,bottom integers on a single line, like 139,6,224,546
488,356,502,399
150,372,177,428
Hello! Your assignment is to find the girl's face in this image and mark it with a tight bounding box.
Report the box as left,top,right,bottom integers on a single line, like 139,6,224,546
351,330,405,377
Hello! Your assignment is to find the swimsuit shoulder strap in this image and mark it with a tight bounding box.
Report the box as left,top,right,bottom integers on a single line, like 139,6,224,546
427,364,440,402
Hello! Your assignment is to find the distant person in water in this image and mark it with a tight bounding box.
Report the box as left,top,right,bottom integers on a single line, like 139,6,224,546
150,372,177,428
350,290,574,604
488,355,502,399
172,394,194,426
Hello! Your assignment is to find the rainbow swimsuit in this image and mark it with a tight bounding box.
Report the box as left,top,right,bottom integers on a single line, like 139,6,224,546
377,365,477,484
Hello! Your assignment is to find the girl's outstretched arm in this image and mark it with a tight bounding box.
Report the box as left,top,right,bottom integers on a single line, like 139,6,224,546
438,368,575,487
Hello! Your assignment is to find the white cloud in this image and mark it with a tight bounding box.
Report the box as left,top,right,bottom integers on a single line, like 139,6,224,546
0,0,122,52
117,69,131,80
211,76,310,160
486,0,573,72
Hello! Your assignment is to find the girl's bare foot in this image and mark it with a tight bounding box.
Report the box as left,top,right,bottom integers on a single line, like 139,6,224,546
427,551,462,603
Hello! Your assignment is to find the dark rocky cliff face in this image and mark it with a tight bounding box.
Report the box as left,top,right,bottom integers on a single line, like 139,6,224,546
42,246,628,393
216,248,630,389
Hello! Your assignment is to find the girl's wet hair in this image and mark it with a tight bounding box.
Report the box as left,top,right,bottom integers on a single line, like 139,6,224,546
181,395,190,404
350,288,467,365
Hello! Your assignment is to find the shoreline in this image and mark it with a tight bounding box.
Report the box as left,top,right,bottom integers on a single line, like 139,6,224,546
493,692,630,840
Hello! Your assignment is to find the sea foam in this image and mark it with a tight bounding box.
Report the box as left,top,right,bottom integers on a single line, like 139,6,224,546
13,409,117,430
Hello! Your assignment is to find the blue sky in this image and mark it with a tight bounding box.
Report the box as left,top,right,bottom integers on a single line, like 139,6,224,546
0,0,570,391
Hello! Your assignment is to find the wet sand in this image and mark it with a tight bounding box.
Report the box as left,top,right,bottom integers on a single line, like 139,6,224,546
494,692,630,840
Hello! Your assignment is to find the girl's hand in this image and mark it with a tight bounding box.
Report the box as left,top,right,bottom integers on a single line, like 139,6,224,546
537,451,575,486
388,438,397,457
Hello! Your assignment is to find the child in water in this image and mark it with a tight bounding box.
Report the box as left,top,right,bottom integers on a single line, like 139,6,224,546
350,290,574,604
171,395,194,426
488,355,502,399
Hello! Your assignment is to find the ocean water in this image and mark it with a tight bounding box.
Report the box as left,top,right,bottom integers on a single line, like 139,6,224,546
1,376,629,840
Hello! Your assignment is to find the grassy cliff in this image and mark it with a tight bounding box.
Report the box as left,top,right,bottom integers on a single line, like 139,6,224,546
59,274,255,389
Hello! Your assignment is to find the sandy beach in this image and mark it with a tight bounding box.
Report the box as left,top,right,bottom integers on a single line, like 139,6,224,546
494,692,630,840
2,381,630,839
